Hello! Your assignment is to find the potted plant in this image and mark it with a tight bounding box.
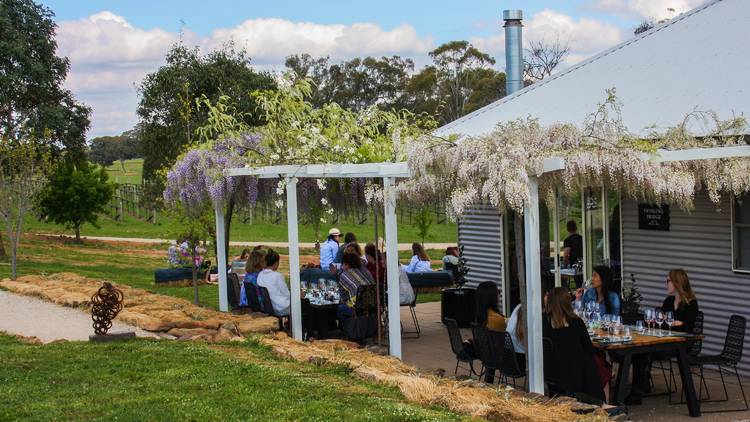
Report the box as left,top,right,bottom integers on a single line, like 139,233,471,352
621,273,644,324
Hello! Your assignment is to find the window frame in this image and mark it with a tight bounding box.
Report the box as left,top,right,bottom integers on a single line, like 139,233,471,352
731,194,750,273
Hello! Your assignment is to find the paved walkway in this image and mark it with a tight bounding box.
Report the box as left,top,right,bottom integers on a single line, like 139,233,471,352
40,233,455,251
0,290,157,343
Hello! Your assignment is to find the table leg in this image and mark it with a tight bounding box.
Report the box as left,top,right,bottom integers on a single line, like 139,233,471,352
613,352,631,404
676,345,701,417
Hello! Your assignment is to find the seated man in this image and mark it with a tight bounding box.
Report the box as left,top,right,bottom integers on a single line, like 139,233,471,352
257,249,290,316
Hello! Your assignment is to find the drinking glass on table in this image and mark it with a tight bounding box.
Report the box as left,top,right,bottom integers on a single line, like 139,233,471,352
644,309,654,333
635,320,645,333
655,310,665,335
666,311,674,335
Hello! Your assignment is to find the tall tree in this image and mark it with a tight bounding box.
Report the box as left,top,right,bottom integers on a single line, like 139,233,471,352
137,43,275,193
429,41,496,123
0,0,91,159
0,0,91,256
89,128,141,170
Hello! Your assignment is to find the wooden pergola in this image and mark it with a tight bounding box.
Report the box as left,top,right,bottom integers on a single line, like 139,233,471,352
216,162,410,358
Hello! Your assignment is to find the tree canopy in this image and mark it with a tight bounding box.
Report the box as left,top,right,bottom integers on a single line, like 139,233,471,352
0,0,91,161
89,128,141,168
137,43,276,185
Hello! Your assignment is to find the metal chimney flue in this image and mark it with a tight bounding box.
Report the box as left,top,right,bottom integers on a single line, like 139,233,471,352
503,9,524,95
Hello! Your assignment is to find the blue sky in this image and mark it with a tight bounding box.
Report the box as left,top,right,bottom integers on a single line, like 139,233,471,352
38,0,705,137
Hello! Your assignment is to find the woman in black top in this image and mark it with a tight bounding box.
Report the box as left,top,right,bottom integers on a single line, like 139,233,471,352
627,269,700,404
543,287,606,403
661,268,699,332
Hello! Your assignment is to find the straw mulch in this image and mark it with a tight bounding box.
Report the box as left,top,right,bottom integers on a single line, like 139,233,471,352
0,273,278,341
260,333,612,422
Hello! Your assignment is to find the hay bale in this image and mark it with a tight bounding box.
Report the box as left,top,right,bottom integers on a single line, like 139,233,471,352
236,318,278,334
172,319,222,330
51,292,91,308
167,327,217,338
214,326,243,343
117,310,174,332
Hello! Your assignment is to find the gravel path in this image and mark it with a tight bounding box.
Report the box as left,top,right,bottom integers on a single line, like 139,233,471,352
0,289,157,343
40,233,455,251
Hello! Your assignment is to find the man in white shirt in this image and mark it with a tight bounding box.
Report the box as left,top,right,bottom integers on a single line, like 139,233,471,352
257,249,290,316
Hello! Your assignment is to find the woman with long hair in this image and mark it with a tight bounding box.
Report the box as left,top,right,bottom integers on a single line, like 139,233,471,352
240,249,266,307
544,287,607,403
575,265,621,315
662,268,699,332
405,242,432,273
475,281,506,331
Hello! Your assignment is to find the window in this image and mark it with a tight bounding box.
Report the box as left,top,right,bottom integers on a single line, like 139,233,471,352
732,194,750,271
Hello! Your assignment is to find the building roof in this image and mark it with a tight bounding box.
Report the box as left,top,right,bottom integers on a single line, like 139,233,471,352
436,0,749,138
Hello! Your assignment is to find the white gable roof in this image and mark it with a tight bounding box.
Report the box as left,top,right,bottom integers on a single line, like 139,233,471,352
436,0,750,138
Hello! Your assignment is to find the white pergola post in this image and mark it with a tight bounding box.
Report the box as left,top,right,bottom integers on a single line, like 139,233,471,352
383,177,402,358
215,202,229,312
524,176,545,394
285,177,303,341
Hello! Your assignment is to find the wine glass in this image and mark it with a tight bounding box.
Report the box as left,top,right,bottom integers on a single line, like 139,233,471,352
644,309,654,333
665,311,674,335
655,310,665,335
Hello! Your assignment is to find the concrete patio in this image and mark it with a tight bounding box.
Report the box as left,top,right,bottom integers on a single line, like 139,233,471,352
400,302,750,421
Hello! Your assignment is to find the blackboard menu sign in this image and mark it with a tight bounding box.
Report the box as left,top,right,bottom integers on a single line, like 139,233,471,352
638,204,670,231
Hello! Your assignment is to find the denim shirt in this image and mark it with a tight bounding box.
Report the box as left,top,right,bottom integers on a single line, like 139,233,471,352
319,239,339,270
581,288,621,315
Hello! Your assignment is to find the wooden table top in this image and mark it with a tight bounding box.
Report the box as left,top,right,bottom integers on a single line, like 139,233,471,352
591,328,703,350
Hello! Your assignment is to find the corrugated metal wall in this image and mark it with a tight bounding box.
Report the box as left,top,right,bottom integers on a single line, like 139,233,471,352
458,204,506,313
622,193,750,374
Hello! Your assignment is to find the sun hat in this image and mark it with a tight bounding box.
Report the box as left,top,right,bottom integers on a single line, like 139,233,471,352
328,228,341,236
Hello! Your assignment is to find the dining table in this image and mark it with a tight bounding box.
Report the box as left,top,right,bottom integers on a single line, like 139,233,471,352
591,328,703,417
302,297,340,339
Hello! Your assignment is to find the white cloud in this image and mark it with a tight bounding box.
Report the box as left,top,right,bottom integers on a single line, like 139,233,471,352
55,12,434,137
585,0,708,21
471,9,626,71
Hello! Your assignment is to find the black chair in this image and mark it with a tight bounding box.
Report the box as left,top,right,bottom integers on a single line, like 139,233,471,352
227,273,242,310
342,284,378,342
653,311,705,402
471,324,497,383
445,318,475,376
258,285,289,331
497,330,526,388
689,314,748,412
244,282,262,312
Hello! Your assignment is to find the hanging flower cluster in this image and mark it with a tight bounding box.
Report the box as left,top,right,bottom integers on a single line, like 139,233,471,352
167,241,207,268
163,133,261,214
398,90,750,218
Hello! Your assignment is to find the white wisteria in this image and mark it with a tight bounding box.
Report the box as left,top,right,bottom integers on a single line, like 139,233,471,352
398,90,750,217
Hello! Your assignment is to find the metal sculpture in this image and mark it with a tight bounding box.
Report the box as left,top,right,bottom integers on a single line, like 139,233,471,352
90,282,124,335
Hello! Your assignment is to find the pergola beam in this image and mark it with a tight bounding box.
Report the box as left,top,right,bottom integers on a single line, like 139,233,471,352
225,162,411,178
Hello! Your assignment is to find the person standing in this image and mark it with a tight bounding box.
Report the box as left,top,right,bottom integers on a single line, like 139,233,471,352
563,220,583,267
320,228,341,272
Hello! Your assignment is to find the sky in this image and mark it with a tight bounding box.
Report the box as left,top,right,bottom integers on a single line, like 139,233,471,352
39,0,709,138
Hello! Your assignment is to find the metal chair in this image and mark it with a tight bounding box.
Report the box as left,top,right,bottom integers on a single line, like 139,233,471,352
689,314,748,413
492,330,526,389
245,281,262,312
401,285,421,338
445,318,476,376
471,324,497,382
653,311,705,402
258,285,288,331
227,273,242,310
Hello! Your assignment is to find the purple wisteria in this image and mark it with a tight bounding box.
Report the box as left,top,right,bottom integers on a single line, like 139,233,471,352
164,133,261,214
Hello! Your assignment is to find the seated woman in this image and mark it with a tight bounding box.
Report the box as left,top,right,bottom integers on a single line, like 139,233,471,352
241,249,266,307
475,281,506,331
544,287,608,404
364,243,385,285
337,249,375,321
405,242,432,273
575,265,621,316
628,269,700,404
257,249,290,316
506,303,526,368
442,246,459,267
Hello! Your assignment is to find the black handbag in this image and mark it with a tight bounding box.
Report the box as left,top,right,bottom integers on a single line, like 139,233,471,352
342,315,377,341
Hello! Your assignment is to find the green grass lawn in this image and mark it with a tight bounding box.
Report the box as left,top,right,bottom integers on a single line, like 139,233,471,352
106,158,143,185
24,212,457,244
0,236,446,308
0,334,466,421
